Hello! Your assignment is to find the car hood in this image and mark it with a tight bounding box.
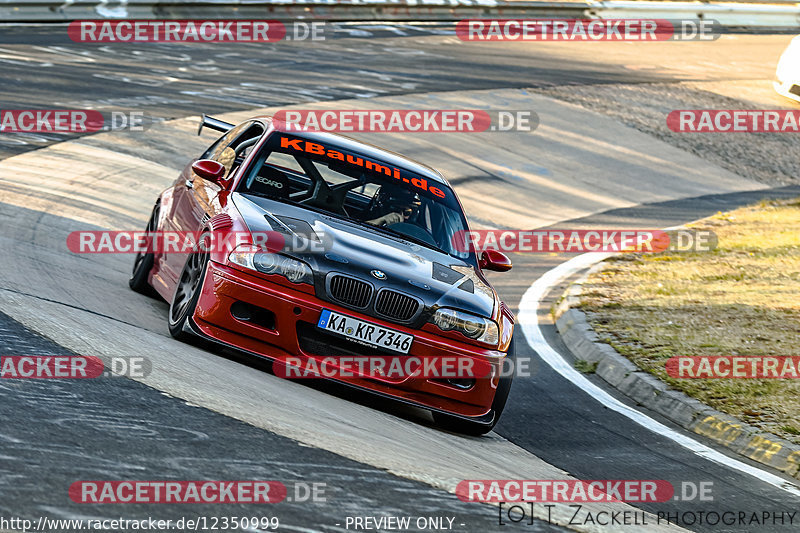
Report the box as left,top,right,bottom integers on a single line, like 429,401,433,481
231,193,496,322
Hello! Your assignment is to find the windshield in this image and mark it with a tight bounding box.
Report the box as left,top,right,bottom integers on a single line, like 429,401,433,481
238,132,473,261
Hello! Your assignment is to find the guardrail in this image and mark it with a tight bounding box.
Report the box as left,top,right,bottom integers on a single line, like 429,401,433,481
0,1,591,22
589,1,800,27
0,0,798,27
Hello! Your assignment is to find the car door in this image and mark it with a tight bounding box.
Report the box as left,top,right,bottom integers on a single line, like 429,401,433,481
160,121,262,287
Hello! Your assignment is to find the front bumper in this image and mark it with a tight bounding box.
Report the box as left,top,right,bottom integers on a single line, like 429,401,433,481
191,260,507,419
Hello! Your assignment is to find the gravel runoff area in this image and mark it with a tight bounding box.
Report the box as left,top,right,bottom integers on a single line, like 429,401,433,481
537,82,800,187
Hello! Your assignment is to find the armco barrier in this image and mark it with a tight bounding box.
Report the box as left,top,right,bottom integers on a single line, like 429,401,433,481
0,0,591,22
1,0,798,27
589,1,800,27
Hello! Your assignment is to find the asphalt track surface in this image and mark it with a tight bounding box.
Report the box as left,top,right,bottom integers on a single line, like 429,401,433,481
1,24,789,159
2,25,800,533
0,312,562,533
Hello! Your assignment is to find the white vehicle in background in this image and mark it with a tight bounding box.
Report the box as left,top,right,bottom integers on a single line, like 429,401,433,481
775,35,800,103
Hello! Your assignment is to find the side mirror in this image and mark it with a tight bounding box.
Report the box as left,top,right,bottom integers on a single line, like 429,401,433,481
479,250,512,272
191,159,226,185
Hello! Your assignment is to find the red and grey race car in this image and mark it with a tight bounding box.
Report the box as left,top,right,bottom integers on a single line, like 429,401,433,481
130,115,515,435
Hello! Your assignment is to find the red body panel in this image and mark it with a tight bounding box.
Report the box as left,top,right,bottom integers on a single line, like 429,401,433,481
192,261,502,417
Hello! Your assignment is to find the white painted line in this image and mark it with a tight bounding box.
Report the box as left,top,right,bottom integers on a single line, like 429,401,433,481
518,251,800,498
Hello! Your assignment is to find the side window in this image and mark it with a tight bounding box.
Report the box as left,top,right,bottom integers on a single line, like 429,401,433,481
201,121,265,180
201,122,248,160
228,124,264,157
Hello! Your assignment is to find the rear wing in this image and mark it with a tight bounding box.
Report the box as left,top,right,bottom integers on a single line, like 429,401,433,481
198,114,234,135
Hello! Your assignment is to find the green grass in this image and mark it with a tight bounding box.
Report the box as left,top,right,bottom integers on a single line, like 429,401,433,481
574,360,598,374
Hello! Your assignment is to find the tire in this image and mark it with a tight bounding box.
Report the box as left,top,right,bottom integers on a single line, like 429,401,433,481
432,337,515,436
168,248,209,342
129,203,159,295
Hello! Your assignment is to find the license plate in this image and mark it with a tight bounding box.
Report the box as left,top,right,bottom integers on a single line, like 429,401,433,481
317,309,413,354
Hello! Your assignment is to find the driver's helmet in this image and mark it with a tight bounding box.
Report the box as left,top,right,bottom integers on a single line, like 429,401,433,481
373,185,422,219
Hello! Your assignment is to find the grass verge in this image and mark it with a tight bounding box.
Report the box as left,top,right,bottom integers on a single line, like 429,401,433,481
579,198,800,444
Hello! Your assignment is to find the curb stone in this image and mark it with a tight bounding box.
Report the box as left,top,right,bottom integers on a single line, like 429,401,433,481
553,262,800,480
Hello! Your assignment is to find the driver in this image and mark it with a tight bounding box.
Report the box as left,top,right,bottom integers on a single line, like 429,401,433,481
367,185,422,226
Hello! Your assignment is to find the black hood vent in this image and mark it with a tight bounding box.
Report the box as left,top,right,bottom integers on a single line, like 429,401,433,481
432,263,463,285
268,214,320,242
458,279,474,293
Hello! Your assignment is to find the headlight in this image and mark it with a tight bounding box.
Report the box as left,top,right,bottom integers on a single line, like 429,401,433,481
431,308,499,345
228,244,313,285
